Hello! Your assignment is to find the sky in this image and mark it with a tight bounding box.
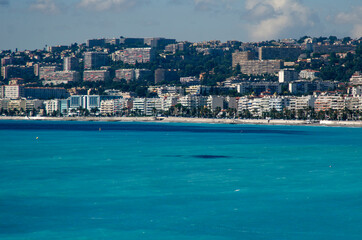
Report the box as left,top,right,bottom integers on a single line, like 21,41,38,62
0,0,361,50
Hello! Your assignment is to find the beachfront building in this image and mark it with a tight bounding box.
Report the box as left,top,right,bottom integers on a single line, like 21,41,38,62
7,99,27,111
314,95,344,112
207,96,224,111
288,96,316,111
344,97,362,111
238,96,290,117
25,99,44,113
132,98,164,116
100,98,131,115
269,96,290,112
44,99,60,115
225,96,238,110
69,95,101,112
178,95,208,109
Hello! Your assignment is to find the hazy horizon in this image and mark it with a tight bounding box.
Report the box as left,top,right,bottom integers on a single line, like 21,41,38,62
0,0,361,50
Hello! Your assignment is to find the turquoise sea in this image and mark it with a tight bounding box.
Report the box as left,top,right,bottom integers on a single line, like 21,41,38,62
0,120,362,240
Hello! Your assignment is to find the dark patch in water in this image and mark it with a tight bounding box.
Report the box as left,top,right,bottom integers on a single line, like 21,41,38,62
193,155,230,159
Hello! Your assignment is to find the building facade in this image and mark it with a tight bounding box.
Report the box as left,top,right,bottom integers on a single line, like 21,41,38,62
84,52,108,70
83,70,110,82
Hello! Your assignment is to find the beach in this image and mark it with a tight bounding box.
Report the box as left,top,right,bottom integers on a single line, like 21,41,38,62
1,116,362,127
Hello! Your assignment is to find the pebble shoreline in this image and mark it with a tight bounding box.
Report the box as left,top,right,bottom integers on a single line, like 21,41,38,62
1,116,362,127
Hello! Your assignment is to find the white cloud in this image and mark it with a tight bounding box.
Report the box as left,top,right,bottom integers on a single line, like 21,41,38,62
78,0,148,11
244,0,317,41
29,0,60,14
335,6,362,38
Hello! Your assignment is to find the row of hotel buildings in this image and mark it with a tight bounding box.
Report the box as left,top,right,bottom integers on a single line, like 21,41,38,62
1,92,361,118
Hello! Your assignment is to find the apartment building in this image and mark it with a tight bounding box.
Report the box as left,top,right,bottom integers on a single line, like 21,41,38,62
84,52,108,70
237,60,284,75
314,95,344,112
83,70,110,82
1,85,25,99
258,46,301,61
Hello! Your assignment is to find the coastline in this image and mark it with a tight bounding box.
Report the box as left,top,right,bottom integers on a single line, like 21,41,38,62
1,116,362,127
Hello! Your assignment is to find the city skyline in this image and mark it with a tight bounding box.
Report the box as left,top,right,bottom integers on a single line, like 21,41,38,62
0,0,361,51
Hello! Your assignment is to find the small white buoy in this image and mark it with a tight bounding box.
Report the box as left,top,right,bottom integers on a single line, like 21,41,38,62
36,137,39,140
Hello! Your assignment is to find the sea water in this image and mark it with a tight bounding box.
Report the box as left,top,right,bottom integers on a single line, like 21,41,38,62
0,120,361,240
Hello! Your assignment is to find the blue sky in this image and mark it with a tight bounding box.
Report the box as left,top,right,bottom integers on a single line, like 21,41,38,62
0,0,361,50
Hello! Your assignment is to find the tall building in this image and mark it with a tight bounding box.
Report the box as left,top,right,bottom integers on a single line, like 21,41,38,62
313,44,356,54
116,69,135,82
232,51,255,67
279,69,299,83
258,46,301,61
288,96,316,111
115,48,155,65
154,69,179,84
1,56,14,66
105,38,120,45
69,95,101,111
1,85,25,99
120,38,145,46
47,45,68,53
39,65,62,80
63,57,79,71
84,52,108,70
144,38,176,48
42,71,81,85
86,39,106,48
165,43,187,53
2,65,35,80
207,96,224,111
